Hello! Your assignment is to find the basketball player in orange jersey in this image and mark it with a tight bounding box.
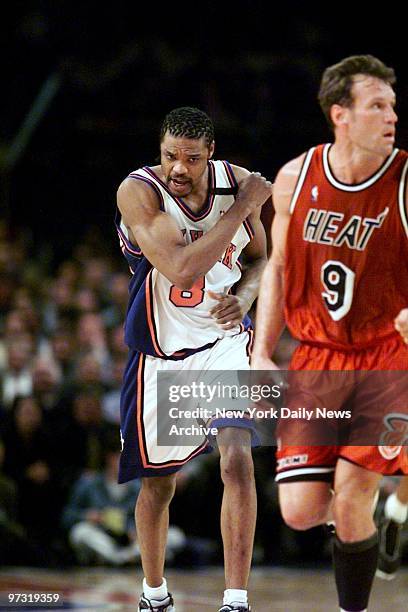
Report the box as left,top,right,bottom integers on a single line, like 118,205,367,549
116,107,271,612
251,55,408,612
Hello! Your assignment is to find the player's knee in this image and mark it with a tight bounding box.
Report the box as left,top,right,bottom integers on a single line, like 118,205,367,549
281,500,328,531
333,488,366,526
220,445,254,486
281,505,313,531
140,474,177,506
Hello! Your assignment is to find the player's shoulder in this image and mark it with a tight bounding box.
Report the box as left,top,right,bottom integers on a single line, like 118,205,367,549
227,163,251,183
272,151,311,214
275,151,309,183
118,164,160,191
117,165,162,212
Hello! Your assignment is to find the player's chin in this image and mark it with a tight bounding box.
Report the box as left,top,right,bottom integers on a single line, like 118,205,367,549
170,188,191,198
168,179,192,197
381,140,395,155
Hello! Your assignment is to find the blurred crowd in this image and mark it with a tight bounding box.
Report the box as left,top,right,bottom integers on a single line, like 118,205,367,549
0,219,406,571
0,217,312,569
0,219,134,565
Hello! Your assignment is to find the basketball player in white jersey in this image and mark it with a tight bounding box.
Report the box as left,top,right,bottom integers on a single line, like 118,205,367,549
116,107,271,611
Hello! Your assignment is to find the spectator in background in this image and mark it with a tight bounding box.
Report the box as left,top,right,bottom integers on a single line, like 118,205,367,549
49,327,77,380
0,436,48,566
31,355,62,413
0,310,30,371
12,287,42,340
73,353,106,392
102,354,126,425
74,287,100,315
107,323,128,360
1,339,33,408
0,273,17,319
62,433,140,566
102,272,129,329
81,257,113,308
52,389,115,490
56,260,81,291
76,312,111,373
1,396,60,545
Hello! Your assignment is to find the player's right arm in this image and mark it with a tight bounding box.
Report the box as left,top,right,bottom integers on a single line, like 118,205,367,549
251,153,306,370
117,173,271,290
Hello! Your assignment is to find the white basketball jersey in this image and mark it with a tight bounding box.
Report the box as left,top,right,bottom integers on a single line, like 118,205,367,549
116,160,254,358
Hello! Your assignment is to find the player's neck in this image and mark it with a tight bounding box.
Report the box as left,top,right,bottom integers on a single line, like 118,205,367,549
329,142,389,185
183,172,210,212
155,164,210,212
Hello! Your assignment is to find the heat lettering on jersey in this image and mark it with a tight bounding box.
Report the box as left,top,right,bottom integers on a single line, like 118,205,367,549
303,207,389,251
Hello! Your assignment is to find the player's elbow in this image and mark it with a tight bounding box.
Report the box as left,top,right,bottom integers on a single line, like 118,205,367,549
169,256,201,290
169,271,198,291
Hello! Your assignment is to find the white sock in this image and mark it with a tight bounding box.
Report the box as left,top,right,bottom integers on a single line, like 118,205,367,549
385,492,408,524
340,609,366,612
223,589,248,606
143,577,168,600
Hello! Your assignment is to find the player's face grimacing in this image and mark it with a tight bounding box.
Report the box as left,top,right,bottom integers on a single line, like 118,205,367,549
160,132,215,197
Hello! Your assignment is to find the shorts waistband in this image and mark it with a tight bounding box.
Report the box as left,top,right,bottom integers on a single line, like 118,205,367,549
298,332,401,353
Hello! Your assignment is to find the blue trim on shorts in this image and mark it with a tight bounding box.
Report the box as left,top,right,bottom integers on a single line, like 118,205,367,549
211,417,261,447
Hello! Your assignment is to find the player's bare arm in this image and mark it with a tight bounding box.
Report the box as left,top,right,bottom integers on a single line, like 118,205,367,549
117,172,271,290
395,182,408,343
208,165,269,329
251,153,306,369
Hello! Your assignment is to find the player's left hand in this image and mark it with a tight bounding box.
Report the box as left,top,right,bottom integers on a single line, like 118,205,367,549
395,308,408,344
207,290,247,330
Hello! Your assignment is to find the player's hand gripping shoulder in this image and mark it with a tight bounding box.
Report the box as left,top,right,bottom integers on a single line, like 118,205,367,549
395,309,408,344
235,172,272,216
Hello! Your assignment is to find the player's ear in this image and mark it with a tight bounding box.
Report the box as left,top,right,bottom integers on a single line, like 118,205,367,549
331,104,348,127
208,141,215,159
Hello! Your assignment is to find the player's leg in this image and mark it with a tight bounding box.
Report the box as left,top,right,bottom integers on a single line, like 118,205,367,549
119,351,182,611
199,331,257,611
377,475,408,580
136,474,177,611
278,480,333,530
275,443,336,529
332,458,382,612
217,426,256,612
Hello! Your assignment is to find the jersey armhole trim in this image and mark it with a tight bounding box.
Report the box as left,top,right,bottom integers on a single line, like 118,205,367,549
222,160,239,188
222,161,255,239
128,174,165,211
398,158,408,238
289,147,316,214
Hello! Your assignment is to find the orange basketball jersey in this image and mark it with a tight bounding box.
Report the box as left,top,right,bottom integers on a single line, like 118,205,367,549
285,144,408,350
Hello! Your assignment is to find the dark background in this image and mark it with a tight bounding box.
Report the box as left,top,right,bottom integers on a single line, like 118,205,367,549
1,2,406,263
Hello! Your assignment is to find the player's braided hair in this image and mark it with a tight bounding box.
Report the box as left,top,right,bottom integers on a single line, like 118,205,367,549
160,107,215,147
318,54,396,129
